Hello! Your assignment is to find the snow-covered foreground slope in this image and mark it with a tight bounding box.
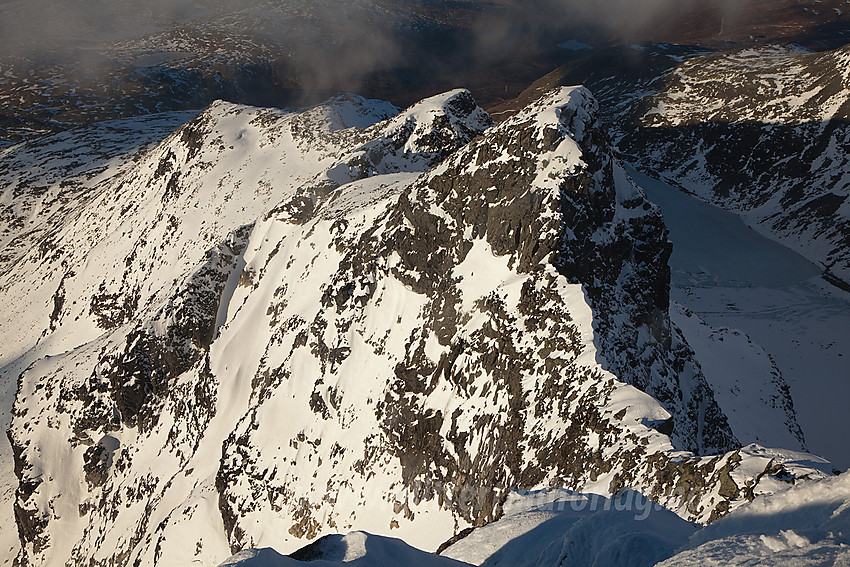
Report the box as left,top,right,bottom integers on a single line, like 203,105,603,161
441,472,850,567
659,472,850,566
219,532,473,567
223,471,850,567
0,86,836,566
441,488,698,567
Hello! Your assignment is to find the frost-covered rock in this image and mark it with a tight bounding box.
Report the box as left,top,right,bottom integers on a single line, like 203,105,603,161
0,86,832,567
658,472,850,566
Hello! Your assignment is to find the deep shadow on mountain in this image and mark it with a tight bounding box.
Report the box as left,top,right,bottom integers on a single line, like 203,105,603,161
619,119,850,286
490,41,850,286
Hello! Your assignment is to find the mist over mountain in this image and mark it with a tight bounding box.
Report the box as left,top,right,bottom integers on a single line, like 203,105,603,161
3,0,850,143
1,2,849,567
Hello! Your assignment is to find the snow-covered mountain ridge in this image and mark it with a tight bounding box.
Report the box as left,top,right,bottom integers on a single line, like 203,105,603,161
500,43,850,477
219,473,850,566
0,86,835,566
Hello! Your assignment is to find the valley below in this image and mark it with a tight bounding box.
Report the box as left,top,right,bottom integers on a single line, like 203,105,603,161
631,165,850,471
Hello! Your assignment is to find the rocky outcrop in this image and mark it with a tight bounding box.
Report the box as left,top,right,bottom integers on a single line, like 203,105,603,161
2,87,830,567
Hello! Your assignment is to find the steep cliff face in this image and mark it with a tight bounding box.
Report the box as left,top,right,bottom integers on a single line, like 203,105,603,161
2,87,827,566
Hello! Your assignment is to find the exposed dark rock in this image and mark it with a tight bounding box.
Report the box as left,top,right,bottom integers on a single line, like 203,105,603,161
4,86,826,566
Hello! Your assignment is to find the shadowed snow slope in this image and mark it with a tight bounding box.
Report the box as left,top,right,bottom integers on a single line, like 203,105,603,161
442,488,697,567
218,532,473,567
659,472,850,566
629,164,850,470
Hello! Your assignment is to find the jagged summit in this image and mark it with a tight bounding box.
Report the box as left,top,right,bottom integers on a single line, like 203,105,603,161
378,89,494,153
320,89,494,187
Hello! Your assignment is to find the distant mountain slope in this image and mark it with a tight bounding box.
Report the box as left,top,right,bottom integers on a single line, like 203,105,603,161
620,43,850,284
4,0,850,146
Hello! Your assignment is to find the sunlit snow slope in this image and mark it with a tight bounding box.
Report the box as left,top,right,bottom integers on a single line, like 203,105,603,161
0,86,835,567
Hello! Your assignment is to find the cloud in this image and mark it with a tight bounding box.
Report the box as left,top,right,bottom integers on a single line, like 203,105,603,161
0,0,209,53
0,0,751,109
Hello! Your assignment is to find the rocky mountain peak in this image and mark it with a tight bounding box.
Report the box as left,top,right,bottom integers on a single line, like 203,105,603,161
1,85,830,567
